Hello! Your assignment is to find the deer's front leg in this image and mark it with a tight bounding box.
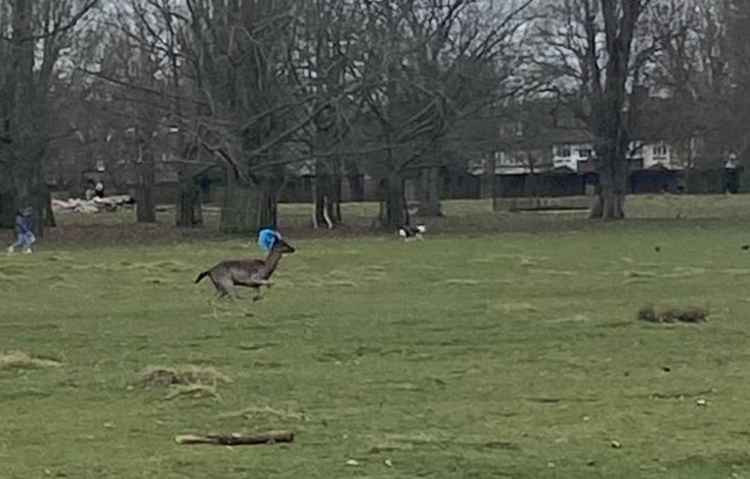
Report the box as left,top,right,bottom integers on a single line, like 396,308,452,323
249,273,274,288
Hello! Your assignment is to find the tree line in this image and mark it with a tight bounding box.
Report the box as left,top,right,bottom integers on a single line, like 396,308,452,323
1,0,749,235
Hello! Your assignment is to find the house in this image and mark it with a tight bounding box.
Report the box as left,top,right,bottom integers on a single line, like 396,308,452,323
468,134,693,198
550,140,681,173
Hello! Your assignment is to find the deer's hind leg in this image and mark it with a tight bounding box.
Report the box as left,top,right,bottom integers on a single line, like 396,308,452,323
209,273,235,300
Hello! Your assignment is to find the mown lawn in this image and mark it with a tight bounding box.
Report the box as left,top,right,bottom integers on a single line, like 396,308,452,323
2,196,750,478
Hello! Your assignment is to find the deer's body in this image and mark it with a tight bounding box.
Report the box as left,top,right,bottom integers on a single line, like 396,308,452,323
195,236,294,301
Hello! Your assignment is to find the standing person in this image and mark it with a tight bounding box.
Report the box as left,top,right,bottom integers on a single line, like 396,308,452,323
7,207,36,255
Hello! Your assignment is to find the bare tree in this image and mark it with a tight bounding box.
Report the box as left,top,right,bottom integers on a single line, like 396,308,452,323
534,0,660,219
0,0,98,232
352,0,534,227
147,0,204,227
288,0,364,228
172,0,304,233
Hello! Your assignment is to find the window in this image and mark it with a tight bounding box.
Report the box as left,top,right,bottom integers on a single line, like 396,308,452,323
653,143,668,157
557,145,571,158
577,148,592,158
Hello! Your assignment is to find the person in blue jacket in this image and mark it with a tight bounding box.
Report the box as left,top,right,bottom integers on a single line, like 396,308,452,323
7,206,36,255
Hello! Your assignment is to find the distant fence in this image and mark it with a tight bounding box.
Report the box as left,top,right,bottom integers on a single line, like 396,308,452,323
48,167,748,205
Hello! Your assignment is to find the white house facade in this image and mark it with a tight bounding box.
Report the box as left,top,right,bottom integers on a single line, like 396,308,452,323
471,139,683,176
551,140,680,172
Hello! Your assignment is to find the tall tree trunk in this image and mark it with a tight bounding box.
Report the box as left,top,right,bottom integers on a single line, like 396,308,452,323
347,174,365,201
6,0,44,235
220,173,277,234
586,0,644,220
42,183,55,228
417,167,442,216
590,143,627,219
0,186,15,228
491,172,504,211
312,159,343,228
12,159,46,236
176,144,203,228
381,171,406,228
176,174,203,228
481,157,496,199
135,144,156,223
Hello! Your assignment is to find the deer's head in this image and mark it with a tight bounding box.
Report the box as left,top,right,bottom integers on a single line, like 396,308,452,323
258,228,295,254
273,237,295,254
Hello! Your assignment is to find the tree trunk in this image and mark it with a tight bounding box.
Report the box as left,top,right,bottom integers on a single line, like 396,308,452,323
4,0,43,235
220,173,276,234
0,185,16,228
589,147,627,220
42,183,55,228
12,161,46,236
333,172,342,223
491,173,504,211
312,156,343,228
135,146,156,223
381,172,406,228
417,167,443,217
313,172,342,228
481,157,496,199
176,174,203,228
347,174,365,201
584,0,644,221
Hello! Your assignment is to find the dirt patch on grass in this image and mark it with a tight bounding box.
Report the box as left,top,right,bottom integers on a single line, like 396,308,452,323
624,270,659,278
0,265,28,282
531,268,576,276
662,266,706,279
720,268,750,276
548,313,592,323
0,272,24,283
163,384,221,400
139,365,233,400
359,265,388,282
220,405,307,421
368,432,519,453
44,274,69,282
637,304,708,323
123,260,191,273
325,279,358,287
442,278,482,286
490,301,539,314
0,351,62,369
139,365,232,387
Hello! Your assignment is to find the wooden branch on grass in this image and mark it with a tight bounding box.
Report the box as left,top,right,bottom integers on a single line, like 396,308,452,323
175,431,294,446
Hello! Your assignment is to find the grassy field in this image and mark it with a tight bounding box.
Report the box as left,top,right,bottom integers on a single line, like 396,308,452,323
3,196,750,478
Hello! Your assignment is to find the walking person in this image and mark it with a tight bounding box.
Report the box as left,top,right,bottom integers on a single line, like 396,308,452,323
7,207,36,255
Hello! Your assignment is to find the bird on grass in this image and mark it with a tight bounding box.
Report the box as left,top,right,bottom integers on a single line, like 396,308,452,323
398,224,426,241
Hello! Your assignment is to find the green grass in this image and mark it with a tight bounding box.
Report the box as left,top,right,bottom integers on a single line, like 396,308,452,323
3,196,750,477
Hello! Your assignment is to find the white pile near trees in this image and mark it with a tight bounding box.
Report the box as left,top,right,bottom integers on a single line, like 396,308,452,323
51,195,134,214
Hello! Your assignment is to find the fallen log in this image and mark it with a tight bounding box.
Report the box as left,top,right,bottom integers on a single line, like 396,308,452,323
175,430,294,446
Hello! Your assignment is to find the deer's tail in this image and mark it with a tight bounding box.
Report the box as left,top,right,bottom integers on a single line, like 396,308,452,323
195,270,210,284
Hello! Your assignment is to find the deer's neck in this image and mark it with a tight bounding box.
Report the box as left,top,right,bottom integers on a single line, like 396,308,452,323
258,249,283,279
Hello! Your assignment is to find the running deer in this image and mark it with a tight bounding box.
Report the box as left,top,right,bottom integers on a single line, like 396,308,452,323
195,231,295,301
